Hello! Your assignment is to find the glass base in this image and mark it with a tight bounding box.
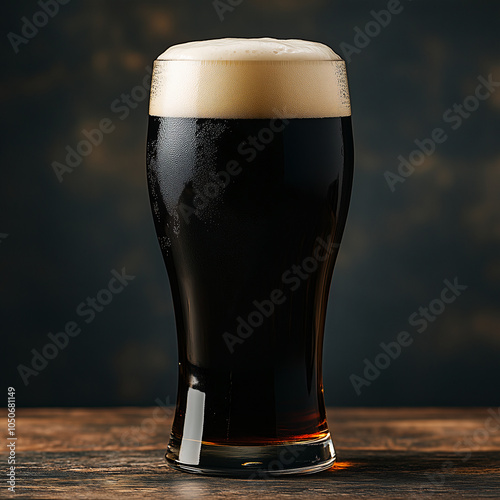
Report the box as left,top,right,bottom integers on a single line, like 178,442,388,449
166,433,336,477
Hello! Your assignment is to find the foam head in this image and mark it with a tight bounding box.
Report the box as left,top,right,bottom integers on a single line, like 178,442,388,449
149,38,351,119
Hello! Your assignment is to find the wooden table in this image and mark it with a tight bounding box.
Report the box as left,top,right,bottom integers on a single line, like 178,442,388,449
5,407,500,498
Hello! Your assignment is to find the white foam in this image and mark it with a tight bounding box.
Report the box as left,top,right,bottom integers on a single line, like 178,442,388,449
149,38,351,118
158,37,341,61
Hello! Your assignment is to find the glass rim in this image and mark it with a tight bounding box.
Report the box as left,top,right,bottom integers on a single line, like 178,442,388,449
153,58,345,63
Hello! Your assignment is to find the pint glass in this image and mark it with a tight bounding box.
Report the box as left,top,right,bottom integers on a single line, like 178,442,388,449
146,38,353,476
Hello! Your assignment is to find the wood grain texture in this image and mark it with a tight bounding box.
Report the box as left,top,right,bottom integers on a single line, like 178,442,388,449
3,407,500,499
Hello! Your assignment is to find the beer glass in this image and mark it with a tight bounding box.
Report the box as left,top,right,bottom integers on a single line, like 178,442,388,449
146,38,353,476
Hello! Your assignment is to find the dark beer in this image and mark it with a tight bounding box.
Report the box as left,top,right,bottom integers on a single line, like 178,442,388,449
148,115,353,441
146,38,353,475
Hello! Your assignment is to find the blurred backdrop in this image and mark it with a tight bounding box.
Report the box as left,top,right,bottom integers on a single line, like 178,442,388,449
2,0,499,407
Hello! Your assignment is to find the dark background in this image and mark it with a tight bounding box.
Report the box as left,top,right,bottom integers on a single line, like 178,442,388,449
2,0,499,407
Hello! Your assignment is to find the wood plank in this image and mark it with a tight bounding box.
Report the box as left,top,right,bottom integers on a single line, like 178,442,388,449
3,407,499,499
